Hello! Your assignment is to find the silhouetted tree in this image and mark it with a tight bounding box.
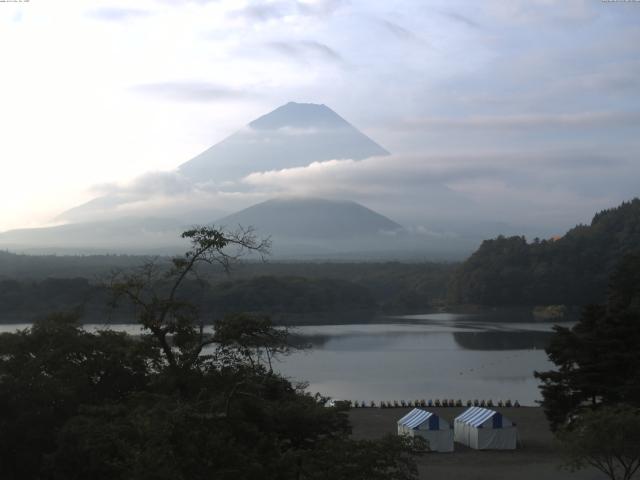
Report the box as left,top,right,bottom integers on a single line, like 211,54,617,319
448,198,640,306
0,313,159,479
535,254,640,430
559,405,640,480
108,226,270,373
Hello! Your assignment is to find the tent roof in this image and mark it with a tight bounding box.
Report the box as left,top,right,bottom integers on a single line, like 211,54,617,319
455,407,503,428
397,408,435,429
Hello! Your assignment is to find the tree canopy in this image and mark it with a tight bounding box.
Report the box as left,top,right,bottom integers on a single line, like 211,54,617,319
448,198,640,306
535,253,640,430
0,263,454,324
558,405,640,480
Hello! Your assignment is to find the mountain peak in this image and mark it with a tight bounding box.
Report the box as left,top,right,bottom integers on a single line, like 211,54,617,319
248,102,350,130
56,102,390,225
219,196,403,240
178,102,389,182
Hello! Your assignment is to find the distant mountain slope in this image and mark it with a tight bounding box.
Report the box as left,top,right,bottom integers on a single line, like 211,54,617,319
447,198,640,306
0,198,405,257
218,197,402,239
58,102,389,223
0,217,191,254
179,102,389,182
0,196,478,260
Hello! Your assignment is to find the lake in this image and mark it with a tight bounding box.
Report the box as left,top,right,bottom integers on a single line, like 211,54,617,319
276,313,563,406
0,313,566,406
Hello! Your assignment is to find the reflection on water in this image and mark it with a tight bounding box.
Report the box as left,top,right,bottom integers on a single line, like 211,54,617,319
278,313,570,406
0,313,571,406
452,331,553,350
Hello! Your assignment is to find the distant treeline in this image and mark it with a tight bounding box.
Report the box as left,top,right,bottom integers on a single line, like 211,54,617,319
0,278,108,321
448,198,640,306
0,251,149,279
0,262,455,323
208,276,373,315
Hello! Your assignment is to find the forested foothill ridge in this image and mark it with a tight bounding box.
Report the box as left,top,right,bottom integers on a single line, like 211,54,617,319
447,198,640,308
0,258,454,324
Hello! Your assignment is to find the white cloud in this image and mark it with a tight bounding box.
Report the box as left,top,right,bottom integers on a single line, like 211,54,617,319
394,111,640,131
0,0,638,235
48,139,640,239
86,7,152,21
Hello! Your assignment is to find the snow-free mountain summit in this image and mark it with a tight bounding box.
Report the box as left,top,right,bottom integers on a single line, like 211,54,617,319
178,102,390,183
220,197,402,239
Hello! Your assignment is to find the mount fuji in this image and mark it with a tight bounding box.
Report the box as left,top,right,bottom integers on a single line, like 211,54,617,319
178,102,389,183
0,103,475,259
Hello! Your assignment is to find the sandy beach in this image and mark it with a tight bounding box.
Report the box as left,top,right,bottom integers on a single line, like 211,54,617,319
349,407,604,480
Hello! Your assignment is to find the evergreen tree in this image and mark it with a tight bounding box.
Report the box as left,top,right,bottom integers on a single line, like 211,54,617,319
448,198,640,306
535,254,640,430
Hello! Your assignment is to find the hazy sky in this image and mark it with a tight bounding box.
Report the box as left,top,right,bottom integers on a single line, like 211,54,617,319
1,0,639,233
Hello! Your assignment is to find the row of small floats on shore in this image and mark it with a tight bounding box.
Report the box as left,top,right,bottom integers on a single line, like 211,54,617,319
396,406,518,452
349,398,521,408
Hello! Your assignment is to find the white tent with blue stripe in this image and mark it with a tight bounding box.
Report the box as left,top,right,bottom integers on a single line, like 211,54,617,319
397,408,454,452
454,407,517,450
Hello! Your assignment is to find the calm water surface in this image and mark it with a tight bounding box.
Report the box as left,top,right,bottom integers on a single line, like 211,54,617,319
277,313,565,406
0,313,567,405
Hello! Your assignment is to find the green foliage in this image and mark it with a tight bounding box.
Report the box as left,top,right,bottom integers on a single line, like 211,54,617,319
0,250,152,280
301,435,422,480
0,262,454,323
0,312,159,479
448,198,640,306
535,254,640,430
0,314,419,480
0,277,105,320
0,312,420,479
558,405,640,480
207,276,375,316
212,313,295,371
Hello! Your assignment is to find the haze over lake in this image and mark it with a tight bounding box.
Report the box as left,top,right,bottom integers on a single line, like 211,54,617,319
0,313,561,406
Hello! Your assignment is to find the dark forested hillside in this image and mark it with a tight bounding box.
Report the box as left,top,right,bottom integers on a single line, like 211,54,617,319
206,276,375,316
0,278,107,321
0,261,455,323
0,251,150,279
448,199,640,306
